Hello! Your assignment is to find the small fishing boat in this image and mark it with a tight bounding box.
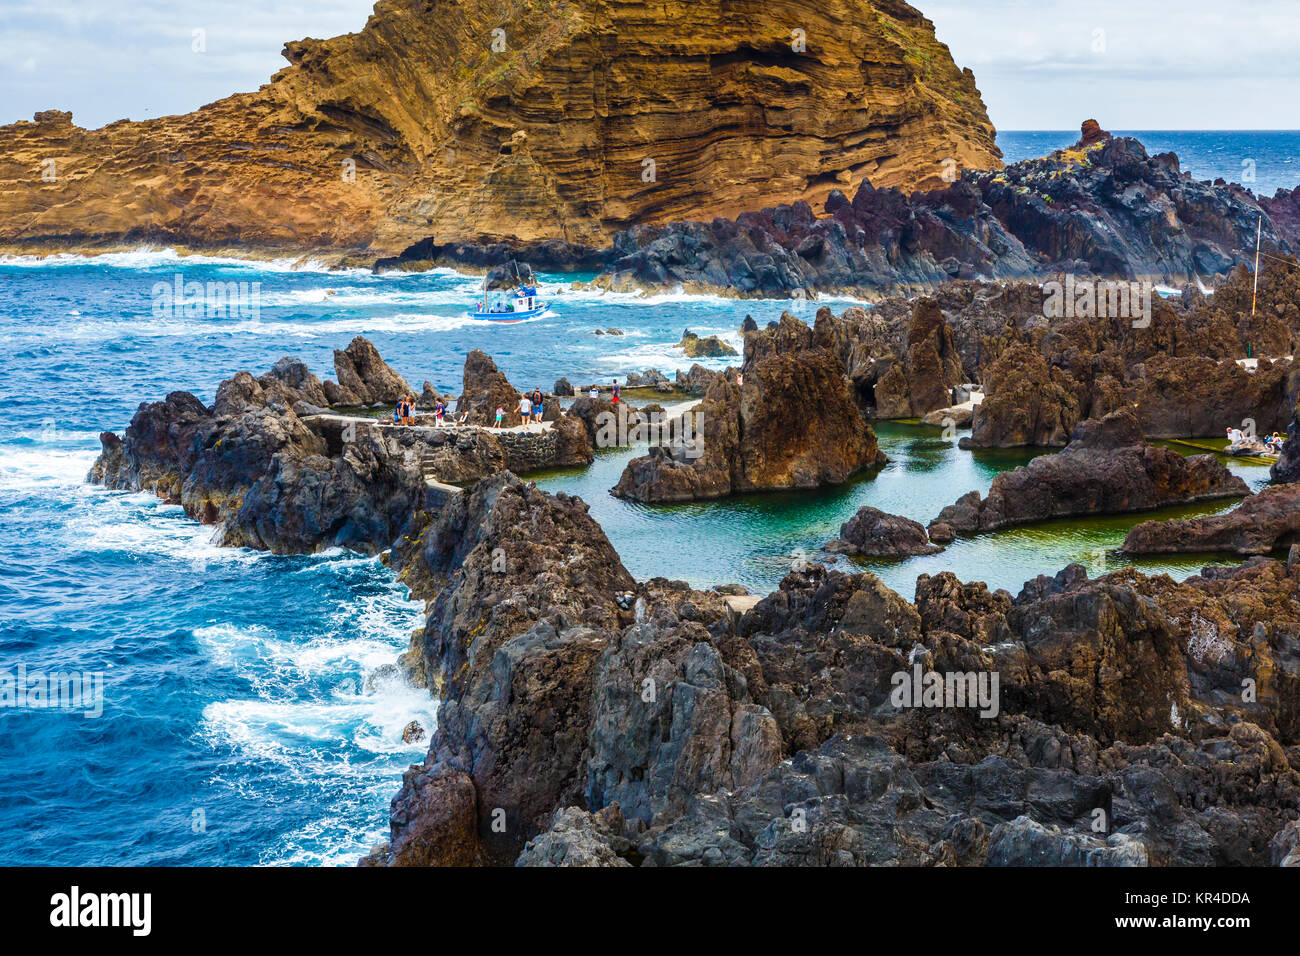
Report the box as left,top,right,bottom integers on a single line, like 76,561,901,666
468,261,551,323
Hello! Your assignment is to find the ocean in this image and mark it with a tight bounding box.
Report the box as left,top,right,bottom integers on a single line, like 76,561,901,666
998,130,1300,199
0,131,1291,866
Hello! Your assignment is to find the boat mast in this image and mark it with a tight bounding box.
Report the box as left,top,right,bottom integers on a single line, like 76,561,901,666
1252,215,1262,316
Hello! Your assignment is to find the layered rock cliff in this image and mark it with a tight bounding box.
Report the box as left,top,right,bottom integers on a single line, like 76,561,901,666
0,0,1000,257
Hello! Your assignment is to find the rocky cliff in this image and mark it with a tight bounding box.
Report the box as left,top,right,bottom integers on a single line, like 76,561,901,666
580,124,1293,296
0,0,1000,258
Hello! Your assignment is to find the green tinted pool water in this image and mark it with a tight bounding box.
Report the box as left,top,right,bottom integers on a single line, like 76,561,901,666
532,420,1275,598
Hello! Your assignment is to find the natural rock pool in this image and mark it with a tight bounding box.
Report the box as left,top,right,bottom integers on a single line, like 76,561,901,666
534,420,1271,598
0,253,1273,865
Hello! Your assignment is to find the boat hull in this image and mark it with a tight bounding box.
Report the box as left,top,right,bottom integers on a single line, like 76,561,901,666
467,306,550,323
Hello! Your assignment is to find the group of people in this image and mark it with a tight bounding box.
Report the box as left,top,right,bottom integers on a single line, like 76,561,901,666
392,395,419,426
396,376,664,431
586,380,620,403
393,395,468,427
1225,426,1286,453
495,388,548,428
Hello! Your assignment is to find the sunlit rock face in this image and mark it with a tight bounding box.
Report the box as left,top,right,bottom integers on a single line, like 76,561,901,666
0,0,1000,256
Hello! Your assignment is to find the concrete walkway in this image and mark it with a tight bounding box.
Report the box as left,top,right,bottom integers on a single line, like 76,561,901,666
1236,356,1293,373
302,411,555,435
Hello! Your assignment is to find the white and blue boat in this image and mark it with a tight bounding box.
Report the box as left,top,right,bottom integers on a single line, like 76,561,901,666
468,261,551,323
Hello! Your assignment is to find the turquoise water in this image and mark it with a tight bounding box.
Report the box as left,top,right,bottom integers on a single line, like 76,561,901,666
0,129,1286,865
534,420,1270,599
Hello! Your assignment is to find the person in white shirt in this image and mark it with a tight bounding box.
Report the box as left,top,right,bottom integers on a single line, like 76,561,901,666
519,394,532,425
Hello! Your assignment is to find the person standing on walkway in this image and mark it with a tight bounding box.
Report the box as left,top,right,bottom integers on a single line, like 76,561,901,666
531,388,544,424
518,392,533,427
611,379,620,404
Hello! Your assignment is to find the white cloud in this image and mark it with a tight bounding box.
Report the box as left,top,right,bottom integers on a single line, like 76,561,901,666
924,0,1300,129
0,0,376,128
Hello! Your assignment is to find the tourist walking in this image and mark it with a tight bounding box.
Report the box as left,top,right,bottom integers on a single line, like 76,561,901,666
434,399,446,426
518,392,533,427
531,388,544,424
611,379,620,404
589,384,599,400
494,405,505,428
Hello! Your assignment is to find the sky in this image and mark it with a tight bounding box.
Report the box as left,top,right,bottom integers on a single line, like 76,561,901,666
1,0,1297,131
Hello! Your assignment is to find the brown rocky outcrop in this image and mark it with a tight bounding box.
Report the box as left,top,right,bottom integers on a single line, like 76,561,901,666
324,336,413,406
0,0,1000,258
612,315,885,501
967,340,1081,447
678,331,737,358
795,256,1300,447
1122,483,1300,556
932,409,1250,535
456,350,525,427
1078,119,1111,148
829,506,942,556
870,298,964,418
360,766,481,867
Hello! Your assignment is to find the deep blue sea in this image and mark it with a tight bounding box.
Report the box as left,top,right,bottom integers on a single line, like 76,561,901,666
998,130,1300,199
0,131,1292,866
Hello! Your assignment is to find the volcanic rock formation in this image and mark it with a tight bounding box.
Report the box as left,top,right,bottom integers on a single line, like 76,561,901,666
89,340,592,552
612,315,885,501
929,410,1250,536
797,256,1300,442
362,469,1300,867
1122,484,1300,556
0,0,1000,257
325,336,414,406
582,125,1293,296
829,506,942,556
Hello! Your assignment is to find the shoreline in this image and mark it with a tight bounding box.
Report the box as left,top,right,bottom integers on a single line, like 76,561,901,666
0,239,1244,304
